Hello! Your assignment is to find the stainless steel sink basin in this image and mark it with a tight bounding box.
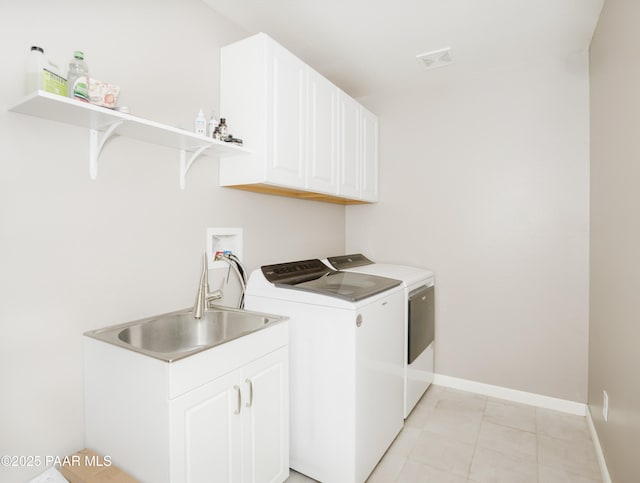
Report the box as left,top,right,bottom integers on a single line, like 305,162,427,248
84,307,287,362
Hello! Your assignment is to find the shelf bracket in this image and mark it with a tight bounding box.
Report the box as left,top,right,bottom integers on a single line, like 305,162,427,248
89,121,124,179
179,144,210,190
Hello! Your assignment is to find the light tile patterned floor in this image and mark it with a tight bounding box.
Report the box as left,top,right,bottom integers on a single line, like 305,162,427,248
286,385,602,483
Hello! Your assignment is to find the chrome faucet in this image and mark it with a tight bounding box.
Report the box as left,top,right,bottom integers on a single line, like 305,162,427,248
193,253,223,319
216,252,247,309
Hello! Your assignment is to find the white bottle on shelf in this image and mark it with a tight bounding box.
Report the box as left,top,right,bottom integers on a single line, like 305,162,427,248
195,108,206,136
26,46,67,96
26,46,45,94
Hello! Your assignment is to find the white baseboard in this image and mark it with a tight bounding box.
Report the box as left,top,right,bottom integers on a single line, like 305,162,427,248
433,374,586,416
586,406,612,483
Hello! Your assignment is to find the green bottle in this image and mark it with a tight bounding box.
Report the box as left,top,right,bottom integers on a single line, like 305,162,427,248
67,51,89,102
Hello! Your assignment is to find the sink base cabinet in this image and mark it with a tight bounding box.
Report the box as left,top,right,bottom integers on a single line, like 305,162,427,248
84,322,289,483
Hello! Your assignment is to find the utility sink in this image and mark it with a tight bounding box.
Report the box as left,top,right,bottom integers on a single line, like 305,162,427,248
84,307,287,362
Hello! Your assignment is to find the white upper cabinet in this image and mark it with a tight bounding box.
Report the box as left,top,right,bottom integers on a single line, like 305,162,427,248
220,33,378,204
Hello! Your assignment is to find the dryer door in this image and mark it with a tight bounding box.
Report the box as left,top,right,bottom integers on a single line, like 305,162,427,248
408,285,435,364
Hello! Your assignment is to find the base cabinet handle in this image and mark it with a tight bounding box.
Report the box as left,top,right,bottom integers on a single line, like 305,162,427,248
233,385,242,415
245,378,253,407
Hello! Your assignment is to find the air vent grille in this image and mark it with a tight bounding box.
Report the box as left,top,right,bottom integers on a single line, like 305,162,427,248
416,47,453,70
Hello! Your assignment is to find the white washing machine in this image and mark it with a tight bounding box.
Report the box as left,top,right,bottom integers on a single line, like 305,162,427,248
245,259,405,483
326,254,435,418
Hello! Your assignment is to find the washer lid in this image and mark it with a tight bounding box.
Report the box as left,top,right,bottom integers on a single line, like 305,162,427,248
326,253,373,270
261,259,401,302
325,254,434,286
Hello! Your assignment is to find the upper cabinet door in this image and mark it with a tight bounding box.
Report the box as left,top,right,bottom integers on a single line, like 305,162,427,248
306,68,338,195
337,90,361,198
266,41,307,188
360,106,379,202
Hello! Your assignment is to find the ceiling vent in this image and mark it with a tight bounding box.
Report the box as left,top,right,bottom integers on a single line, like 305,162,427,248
416,47,453,70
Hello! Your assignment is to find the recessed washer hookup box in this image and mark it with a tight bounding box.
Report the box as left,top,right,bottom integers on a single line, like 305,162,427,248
60,448,138,483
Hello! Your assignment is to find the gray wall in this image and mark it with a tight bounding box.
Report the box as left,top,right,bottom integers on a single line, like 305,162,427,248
0,2,345,481
589,0,640,481
347,55,591,403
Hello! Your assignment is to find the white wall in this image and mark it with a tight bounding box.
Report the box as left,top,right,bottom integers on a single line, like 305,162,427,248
347,56,590,402
0,2,345,481
589,0,640,480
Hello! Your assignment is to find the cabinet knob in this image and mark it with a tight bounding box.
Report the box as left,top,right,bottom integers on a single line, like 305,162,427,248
356,314,363,327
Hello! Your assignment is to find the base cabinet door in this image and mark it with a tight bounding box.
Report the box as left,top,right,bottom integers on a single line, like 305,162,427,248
243,347,289,483
170,371,242,483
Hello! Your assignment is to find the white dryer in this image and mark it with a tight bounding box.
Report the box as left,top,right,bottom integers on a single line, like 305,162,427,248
326,254,435,418
245,259,405,483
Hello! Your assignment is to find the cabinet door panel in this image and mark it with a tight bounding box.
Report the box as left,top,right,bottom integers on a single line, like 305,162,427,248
171,371,241,483
243,347,289,483
360,107,379,202
338,91,361,198
267,42,306,187
307,69,337,194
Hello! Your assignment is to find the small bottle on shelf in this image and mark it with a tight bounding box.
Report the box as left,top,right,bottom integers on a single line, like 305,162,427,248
212,126,221,140
67,51,90,102
26,46,45,94
195,109,206,136
218,118,228,137
208,111,218,138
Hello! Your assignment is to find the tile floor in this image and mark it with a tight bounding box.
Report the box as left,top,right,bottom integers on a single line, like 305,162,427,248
286,385,602,483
